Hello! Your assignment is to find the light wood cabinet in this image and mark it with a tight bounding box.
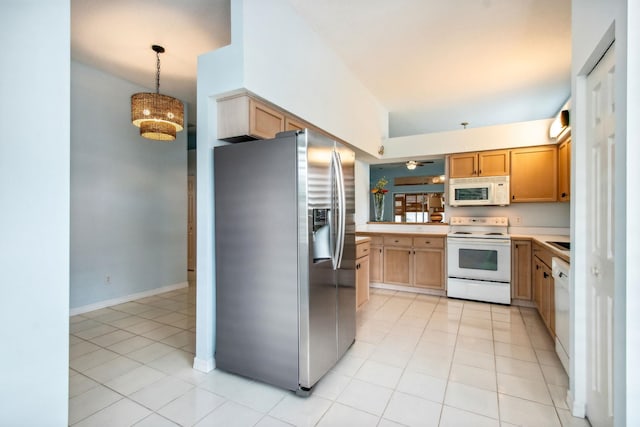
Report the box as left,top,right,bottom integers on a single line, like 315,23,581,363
532,243,555,337
218,94,318,142
558,137,571,202
378,234,445,290
384,246,412,285
369,236,384,283
511,239,532,301
285,116,306,132
248,98,285,139
510,145,558,202
355,240,371,309
449,150,510,178
218,94,285,141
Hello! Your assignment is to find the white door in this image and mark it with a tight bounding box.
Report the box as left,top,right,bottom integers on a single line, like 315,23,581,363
586,42,615,427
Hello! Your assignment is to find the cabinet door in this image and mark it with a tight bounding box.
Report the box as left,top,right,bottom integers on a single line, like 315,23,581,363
285,116,306,132
413,248,444,289
356,256,370,309
449,153,478,178
478,149,510,176
369,245,383,282
511,240,532,300
533,257,544,313
558,138,571,201
540,262,554,335
510,145,558,202
249,98,285,139
383,247,411,285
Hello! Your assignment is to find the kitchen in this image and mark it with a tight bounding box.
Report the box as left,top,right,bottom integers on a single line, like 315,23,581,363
193,1,627,426
7,0,637,426
356,119,572,361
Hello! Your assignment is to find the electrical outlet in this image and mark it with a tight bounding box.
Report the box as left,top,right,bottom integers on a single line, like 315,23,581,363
105,275,111,285
514,216,522,225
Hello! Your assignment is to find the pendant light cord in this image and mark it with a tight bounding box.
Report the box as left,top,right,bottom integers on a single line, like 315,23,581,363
155,50,161,94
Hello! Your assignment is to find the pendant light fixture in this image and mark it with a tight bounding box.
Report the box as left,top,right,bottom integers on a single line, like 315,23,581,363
131,45,184,141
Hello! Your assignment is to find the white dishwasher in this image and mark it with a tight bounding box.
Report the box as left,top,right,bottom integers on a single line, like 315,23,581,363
552,257,570,374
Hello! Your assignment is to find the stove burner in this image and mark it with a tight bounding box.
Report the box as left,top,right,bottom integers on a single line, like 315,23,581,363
485,232,504,235
454,232,472,234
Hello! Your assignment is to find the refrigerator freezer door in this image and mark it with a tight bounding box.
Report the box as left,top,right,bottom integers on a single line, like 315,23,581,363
214,135,301,391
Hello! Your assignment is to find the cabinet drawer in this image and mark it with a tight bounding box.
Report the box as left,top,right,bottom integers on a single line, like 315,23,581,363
356,242,371,259
369,235,384,245
412,236,444,249
533,243,553,267
383,236,412,247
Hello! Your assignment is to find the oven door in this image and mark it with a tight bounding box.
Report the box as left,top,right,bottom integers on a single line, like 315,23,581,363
449,183,493,206
447,237,511,283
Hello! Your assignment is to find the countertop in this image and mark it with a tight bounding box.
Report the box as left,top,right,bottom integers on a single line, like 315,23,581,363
356,227,570,262
511,233,570,262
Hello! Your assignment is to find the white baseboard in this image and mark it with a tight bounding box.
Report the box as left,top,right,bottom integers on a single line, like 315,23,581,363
567,389,586,418
193,356,215,373
69,281,189,316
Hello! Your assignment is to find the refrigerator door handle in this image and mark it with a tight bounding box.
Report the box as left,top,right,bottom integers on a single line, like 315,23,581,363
332,150,346,269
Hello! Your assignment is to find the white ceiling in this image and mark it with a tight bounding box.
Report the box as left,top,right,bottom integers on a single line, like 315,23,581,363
71,0,571,137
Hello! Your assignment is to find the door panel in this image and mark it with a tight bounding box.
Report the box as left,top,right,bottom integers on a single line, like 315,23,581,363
586,42,615,427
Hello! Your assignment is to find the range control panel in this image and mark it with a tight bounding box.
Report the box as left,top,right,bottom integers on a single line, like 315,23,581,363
449,217,509,226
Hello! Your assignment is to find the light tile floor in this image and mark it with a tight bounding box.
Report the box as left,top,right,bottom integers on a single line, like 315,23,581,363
69,287,592,426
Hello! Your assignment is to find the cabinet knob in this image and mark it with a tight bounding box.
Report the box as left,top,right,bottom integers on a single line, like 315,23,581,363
512,195,516,200
363,248,368,252
561,192,567,197
478,170,482,175
425,241,431,244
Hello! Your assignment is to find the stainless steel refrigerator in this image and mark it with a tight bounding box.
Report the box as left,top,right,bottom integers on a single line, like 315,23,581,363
214,129,356,395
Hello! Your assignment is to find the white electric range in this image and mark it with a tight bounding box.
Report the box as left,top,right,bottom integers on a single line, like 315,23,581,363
447,217,511,304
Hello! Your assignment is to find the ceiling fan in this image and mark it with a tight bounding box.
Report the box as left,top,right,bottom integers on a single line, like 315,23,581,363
405,160,433,170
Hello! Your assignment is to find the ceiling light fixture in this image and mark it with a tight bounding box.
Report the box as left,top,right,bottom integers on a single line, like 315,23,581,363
131,45,184,141
406,160,419,170
549,109,570,139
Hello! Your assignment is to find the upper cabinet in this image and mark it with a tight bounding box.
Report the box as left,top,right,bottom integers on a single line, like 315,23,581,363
284,116,306,132
218,94,285,141
510,145,558,202
449,149,510,178
557,137,571,202
217,93,338,144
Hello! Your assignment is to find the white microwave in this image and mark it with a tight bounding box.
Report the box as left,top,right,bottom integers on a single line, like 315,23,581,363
448,176,510,206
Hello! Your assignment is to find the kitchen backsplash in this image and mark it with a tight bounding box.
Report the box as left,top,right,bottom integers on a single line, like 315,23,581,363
447,202,570,228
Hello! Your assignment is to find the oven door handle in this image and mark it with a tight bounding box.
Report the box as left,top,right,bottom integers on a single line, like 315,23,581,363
447,237,511,245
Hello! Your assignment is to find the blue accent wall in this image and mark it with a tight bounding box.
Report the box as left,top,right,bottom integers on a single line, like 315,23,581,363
369,159,445,222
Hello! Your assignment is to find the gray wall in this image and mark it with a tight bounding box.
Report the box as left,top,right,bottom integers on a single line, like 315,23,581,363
70,61,188,309
0,1,70,424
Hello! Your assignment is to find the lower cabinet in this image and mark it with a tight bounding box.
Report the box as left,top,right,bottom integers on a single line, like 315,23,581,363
511,239,532,301
533,243,555,337
369,236,384,283
356,239,371,309
380,235,446,290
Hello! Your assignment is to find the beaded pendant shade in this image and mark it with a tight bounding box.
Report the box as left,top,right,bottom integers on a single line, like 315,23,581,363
131,45,184,141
